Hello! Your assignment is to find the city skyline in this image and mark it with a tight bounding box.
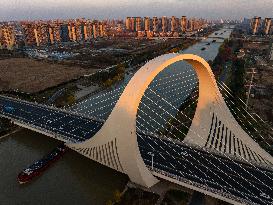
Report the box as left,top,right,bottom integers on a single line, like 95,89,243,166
1,0,273,21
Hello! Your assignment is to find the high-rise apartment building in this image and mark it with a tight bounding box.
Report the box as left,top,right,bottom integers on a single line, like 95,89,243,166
99,23,105,37
92,22,100,38
50,22,61,44
153,17,159,32
187,18,194,32
130,17,136,32
125,17,131,31
60,24,70,42
21,22,38,46
67,22,78,42
251,16,261,35
75,20,83,42
180,16,187,33
144,17,151,31
33,23,49,46
81,22,93,41
136,17,142,32
263,18,272,35
171,16,179,32
0,25,16,50
162,16,168,33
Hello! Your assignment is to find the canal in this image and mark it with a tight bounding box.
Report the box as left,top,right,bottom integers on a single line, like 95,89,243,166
0,27,232,205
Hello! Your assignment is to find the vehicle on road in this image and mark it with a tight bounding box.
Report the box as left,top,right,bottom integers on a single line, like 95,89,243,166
3,105,15,113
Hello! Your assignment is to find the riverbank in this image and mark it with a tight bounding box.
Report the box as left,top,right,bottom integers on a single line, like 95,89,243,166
210,28,273,155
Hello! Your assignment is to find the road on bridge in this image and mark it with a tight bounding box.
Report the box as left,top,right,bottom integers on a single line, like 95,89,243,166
138,133,273,205
0,96,103,143
0,95,273,205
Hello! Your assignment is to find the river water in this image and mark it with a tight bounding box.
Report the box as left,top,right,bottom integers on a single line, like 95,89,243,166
0,27,232,205
71,27,232,133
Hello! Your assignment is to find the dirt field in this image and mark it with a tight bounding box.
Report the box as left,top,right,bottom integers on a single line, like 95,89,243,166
0,58,93,93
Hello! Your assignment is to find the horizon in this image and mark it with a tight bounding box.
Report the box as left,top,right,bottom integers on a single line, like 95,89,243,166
1,0,272,21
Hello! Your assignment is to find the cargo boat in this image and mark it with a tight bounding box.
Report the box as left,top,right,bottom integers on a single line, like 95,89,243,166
201,47,206,51
17,144,67,184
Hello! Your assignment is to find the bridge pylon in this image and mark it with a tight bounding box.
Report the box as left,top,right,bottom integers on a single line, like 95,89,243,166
66,53,273,188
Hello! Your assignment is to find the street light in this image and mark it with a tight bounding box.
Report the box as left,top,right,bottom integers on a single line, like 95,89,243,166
147,152,155,170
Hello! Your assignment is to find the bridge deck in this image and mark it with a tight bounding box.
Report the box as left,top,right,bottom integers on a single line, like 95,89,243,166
1,96,273,204
138,133,273,205
0,96,103,143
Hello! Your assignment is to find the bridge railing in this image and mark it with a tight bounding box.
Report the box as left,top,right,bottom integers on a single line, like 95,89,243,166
0,113,77,143
147,166,249,205
140,130,273,171
0,95,105,123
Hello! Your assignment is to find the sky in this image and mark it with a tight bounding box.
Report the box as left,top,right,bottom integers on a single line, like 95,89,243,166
1,0,272,21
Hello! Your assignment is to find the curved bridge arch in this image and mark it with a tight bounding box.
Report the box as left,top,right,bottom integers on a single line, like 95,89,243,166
67,53,273,188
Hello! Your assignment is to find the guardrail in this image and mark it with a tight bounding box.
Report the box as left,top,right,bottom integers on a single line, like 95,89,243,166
0,95,105,123
148,166,254,205
0,113,78,143
141,131,273,171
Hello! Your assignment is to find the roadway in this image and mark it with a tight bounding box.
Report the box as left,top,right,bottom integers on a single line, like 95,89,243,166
138,133,273,205
0,96,103,143
1,95,273,205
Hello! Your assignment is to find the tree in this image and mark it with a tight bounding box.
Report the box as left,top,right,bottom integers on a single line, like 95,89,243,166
66,95,75,105
105,200,113,205
113,190,122,203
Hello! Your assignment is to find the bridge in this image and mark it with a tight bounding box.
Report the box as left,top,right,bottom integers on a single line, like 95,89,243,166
187,36,227,41
0,54,273,205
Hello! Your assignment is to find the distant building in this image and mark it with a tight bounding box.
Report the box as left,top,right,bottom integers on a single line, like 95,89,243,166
187,18,194,32
152,17,159,32
162,16,168,33
263,18,272,35
171,16,179,32
180,16,187,33
0,25,16,50
125,17,131,31
60,24,70,42
68,24,75,42
144,17,151,31
49,22,61,44
136,17,142,32
13,16,209,46
81,22,92,41
99,23,105,37
130,17,136,32
92,23,100,38
34,23,49,46
75,21,83,42
21,22,38,46
251,16,261,35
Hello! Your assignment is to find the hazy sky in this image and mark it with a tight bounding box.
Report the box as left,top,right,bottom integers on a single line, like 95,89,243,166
1,0,272,21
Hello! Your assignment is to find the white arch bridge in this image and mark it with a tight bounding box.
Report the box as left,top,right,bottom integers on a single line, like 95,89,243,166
0,54,273,205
